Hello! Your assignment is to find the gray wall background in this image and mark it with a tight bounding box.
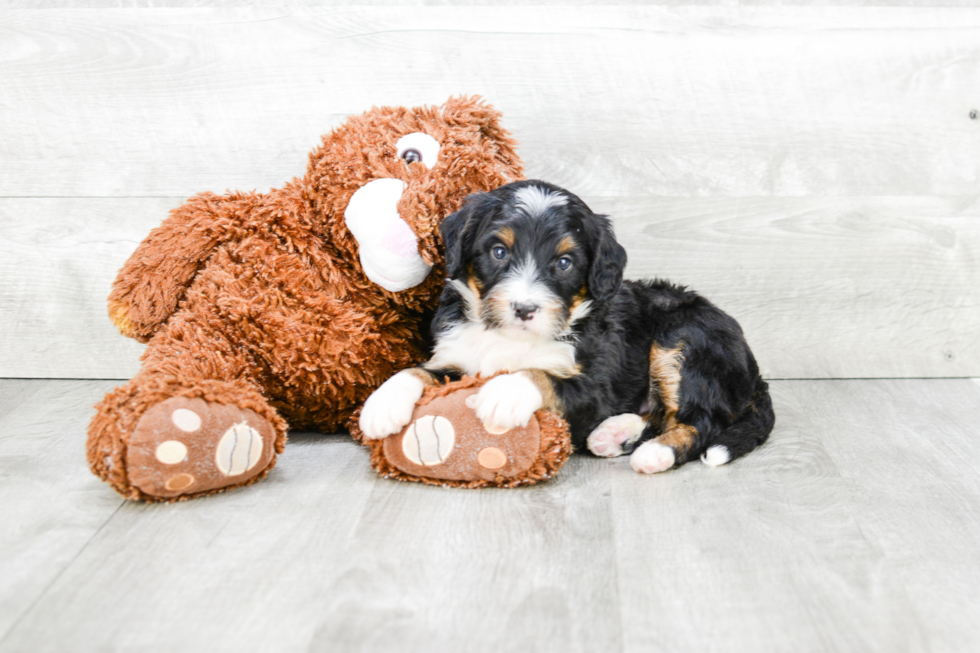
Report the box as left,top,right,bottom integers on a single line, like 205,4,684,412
2,3,978,380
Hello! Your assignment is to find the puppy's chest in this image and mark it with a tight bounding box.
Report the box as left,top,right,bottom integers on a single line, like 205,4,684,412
430,323,578,378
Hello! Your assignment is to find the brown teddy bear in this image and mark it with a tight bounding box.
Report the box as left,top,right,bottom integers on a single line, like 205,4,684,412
87,96,524,502
350,376,572,488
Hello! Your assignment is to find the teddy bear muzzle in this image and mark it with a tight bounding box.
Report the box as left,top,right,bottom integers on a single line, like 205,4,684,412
344,177,433,292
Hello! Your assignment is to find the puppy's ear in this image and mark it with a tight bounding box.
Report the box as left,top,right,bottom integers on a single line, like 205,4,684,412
440,194,485,279
587,215,628,302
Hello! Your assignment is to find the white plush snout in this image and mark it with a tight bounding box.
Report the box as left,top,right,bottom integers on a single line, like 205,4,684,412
344,178,433,292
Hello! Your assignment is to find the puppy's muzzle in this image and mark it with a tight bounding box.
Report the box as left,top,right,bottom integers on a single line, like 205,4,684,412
513,302,539,322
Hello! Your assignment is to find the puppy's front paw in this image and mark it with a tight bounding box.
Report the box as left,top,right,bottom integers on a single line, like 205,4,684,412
359,371,426,439
470,372,543,432
586,413,646,457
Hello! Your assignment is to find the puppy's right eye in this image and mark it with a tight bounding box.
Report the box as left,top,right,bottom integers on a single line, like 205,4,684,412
492,246,508,260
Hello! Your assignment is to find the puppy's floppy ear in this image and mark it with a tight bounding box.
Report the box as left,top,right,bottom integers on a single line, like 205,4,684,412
440,193,486,279
587,214,628,302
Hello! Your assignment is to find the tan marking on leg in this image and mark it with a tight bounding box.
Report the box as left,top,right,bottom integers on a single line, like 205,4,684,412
649,343,684,414
655,423,699,459
521,369,564,414
648,343,699,460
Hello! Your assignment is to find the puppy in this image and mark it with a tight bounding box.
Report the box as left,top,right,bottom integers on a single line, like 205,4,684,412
360,180,774,474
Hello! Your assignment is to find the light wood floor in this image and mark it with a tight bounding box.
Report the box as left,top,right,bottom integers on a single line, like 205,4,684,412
1,379,979,652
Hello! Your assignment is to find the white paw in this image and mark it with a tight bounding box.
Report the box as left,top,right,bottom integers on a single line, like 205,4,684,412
471,372,543,432
700,444,731,467
586,413,646,458
359,371,425,439
630,441,676,474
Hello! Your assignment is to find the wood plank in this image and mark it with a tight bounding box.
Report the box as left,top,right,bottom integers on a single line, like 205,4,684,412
12,1,980,8
0,380,123,642
2,195,977,379
606,194,980,379
306,456,619,653
4,379,980,651
609,378,980,653
0,7,977,198
0,412,620,652
1,428,381,653
813,379,980,653
0,198,173,380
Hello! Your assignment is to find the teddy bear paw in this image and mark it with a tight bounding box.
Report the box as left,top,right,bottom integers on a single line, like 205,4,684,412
126,397,277,499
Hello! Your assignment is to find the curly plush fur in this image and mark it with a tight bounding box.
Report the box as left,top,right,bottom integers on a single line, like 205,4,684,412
87,96,524,501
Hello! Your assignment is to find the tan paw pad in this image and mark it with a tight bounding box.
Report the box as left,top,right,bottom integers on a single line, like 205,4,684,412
171,408,201,432
165,473,195,491
215,423,264,476
155,440,188,465
402,415,455,466
477,447,507,469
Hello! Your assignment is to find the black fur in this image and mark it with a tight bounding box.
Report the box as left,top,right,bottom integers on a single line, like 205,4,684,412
429,180,774,469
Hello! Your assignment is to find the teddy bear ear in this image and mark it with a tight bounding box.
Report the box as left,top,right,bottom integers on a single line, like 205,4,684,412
440,96,524,182
440,95,504,132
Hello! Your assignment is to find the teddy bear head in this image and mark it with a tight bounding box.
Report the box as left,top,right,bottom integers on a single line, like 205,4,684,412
304,96,524,309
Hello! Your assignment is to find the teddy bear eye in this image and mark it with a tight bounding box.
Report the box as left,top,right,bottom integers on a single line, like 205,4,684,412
556,256,572,270
395,132,440,170
492,246,508,260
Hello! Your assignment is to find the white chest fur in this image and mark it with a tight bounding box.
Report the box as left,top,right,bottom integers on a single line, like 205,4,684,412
428,322,579,378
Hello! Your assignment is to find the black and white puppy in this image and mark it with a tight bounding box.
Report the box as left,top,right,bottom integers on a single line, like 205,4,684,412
360,180,774,474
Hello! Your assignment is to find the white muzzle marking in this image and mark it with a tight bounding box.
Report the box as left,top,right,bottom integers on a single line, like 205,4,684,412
344,178,433,292
490,260,560,337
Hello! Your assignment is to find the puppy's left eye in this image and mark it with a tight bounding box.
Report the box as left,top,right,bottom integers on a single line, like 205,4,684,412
556,257,572,270
492,246,508,260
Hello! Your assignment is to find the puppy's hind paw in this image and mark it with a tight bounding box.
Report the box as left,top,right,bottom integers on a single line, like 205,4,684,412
700,444,731,467
630,441,676,474
586,413,646,458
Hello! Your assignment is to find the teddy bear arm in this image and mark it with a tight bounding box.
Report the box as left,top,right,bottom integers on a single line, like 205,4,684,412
108,192,246,343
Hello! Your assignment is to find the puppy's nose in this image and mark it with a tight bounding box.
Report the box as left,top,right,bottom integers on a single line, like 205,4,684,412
513,302,539,321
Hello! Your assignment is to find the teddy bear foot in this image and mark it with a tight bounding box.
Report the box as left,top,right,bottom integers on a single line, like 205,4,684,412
354,378,573,489
126,396,278,499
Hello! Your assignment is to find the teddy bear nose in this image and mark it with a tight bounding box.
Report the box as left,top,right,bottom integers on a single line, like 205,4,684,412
380,218,420,257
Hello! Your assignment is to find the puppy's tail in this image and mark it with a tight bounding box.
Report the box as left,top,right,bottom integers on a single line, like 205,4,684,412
701,379,775,466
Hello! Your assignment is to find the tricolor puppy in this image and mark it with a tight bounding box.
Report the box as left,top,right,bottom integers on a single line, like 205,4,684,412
360,181,774,474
